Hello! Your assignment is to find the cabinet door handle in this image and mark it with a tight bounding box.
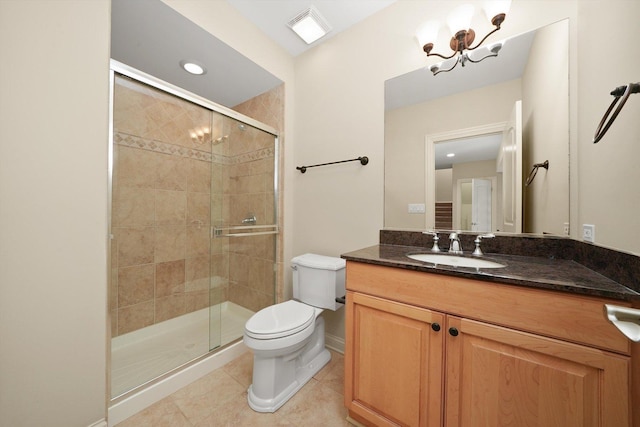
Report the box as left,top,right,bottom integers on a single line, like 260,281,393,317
431,323,441,332
448,327,459,337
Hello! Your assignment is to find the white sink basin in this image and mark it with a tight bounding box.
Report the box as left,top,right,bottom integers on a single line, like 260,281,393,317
407,253,506,269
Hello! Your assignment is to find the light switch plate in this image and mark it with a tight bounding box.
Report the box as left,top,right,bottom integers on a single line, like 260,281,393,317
408,203,426,214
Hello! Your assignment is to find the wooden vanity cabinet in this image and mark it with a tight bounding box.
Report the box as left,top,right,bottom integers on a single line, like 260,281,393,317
345,292,445,427
344,261,633,427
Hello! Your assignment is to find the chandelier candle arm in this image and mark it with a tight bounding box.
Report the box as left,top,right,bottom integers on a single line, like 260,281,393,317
466,14,505,51
417,1,511,76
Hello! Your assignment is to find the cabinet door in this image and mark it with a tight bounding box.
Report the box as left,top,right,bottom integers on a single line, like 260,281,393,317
345,291,445,427
445,316,630,427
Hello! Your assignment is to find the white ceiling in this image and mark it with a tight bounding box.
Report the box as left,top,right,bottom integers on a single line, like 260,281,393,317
111,0,397,108
435,134,503,170
226,0,398,56
111,0,283,108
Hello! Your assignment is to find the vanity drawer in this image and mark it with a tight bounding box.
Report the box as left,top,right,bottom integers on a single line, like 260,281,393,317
346,261,631,355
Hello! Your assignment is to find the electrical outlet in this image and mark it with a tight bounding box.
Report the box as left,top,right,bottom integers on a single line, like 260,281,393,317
582,224,595,242
408,203,426,214
563,222,570,236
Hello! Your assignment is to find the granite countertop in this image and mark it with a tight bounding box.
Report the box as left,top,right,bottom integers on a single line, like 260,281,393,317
342,244,640,302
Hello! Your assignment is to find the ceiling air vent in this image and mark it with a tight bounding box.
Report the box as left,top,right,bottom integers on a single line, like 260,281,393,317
287,6,332,44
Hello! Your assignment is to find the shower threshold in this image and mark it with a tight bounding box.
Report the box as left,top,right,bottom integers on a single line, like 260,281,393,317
111,301,253,398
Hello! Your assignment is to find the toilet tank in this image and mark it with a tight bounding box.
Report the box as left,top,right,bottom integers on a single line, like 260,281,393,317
292,253,346,310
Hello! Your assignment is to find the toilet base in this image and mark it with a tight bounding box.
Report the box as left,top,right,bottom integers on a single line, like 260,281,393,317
247,347,331,413
246,316,331,413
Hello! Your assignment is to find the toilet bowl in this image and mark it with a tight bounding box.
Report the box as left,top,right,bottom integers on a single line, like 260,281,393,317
243,254,346,413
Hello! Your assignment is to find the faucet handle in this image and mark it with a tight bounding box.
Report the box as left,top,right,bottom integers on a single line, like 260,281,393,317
422,230,441,252
472,233,495,256
448,231,463,254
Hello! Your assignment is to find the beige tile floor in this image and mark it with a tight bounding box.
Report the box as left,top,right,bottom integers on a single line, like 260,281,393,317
115,349,349,427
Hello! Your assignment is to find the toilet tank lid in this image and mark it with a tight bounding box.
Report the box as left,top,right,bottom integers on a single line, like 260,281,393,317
292,253,346,271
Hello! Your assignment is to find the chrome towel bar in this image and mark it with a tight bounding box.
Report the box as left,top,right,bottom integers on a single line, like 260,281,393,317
212,224,278,238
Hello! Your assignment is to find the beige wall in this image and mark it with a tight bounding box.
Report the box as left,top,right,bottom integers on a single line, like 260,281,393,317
522,19,570,235
577,0,640,254
435,169,453,202
452,160,500,231
0,1,111,426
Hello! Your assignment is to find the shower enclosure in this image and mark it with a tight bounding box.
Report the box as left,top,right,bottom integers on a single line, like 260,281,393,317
108,63,279,399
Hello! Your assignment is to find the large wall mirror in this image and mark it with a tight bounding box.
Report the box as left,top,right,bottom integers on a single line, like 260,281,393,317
384,19,569,235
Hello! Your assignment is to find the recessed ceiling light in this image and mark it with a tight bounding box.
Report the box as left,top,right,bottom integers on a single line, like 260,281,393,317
447,153,456,158
287,6,332,45
179,60,207,75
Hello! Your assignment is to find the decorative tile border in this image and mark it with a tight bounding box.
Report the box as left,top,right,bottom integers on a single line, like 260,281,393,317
115,132,213,162
231,147,275,165
114,131,274,165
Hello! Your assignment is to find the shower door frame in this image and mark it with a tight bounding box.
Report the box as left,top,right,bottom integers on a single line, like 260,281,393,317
107,59,280,402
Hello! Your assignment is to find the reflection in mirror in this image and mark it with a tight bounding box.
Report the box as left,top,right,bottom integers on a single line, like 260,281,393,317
434,134,502,232
384,19,569,236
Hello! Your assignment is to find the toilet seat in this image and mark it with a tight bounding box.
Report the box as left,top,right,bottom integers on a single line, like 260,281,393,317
245,300,315,340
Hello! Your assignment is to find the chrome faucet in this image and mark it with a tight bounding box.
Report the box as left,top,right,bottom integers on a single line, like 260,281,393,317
422,230,441,252
472,233,495,256
448,232,463,254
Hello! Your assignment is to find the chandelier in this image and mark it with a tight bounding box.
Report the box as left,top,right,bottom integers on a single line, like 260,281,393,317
416,1,512,76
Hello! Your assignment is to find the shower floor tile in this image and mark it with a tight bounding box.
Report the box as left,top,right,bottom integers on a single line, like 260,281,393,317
111,302,253,398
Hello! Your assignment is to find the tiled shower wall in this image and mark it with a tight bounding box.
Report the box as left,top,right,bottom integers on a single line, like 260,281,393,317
110,76,283,336
233,85,285,304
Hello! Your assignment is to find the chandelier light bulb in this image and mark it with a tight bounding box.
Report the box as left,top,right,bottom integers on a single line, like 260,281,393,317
416,20,440,48
447,4,475,35
483,0,512,21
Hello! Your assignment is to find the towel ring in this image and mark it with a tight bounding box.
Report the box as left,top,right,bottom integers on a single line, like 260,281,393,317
525,160,549,187
593,82,640,143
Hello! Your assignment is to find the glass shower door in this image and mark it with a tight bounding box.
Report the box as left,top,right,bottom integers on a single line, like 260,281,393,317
208,115,278,350
110,73,216,398
109,64,279,400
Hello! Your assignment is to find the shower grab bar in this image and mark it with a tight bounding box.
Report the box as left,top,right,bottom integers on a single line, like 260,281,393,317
212,224,278,238
296,156,369,173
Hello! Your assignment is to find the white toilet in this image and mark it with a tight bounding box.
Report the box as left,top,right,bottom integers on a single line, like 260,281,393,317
243,253,346,412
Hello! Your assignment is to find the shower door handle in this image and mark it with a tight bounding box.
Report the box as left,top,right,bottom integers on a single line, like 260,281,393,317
213,224,278,238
